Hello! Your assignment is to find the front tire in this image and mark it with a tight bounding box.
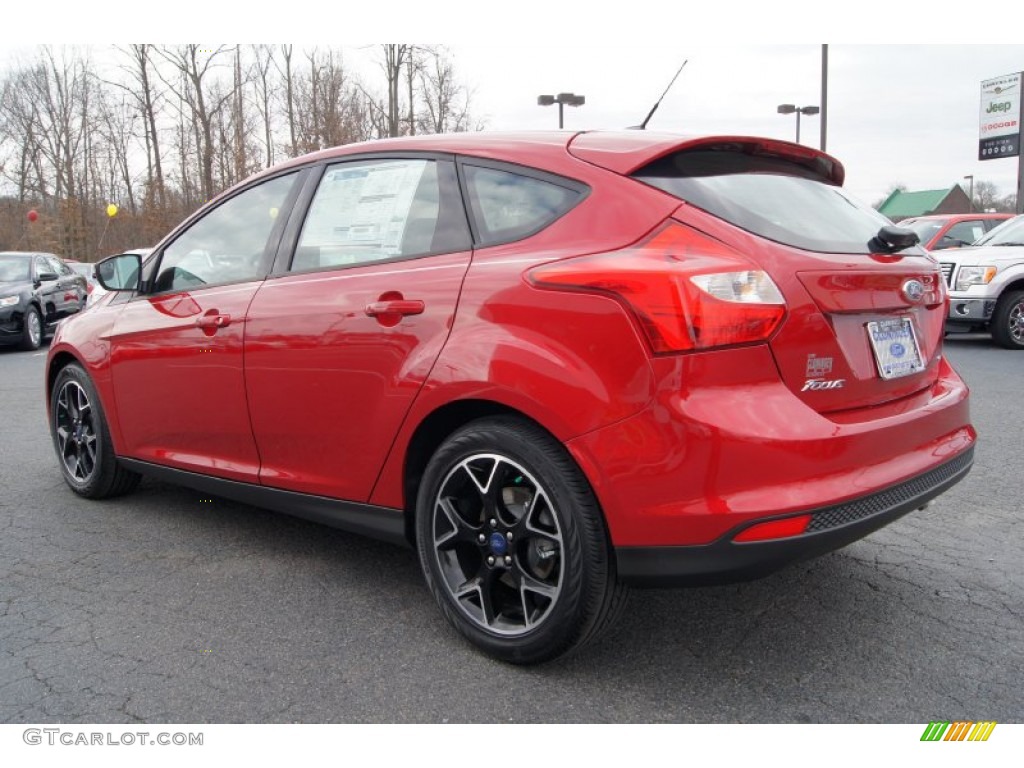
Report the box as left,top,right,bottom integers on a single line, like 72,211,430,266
51,363,141,498
19,305,42,351
991,290,1024,349
415,416,627,664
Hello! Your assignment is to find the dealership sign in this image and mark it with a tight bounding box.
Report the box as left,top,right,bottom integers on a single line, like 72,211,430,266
979,73,1022,160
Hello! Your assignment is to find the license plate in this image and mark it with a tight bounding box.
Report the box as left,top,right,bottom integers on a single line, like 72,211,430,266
867,317,925,380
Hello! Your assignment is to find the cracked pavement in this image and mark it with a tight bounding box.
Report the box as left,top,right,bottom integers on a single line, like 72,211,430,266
0,336,1020,723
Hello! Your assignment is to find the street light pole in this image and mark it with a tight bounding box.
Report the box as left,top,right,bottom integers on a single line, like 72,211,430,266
820,44,828,152
537,92,586,129
964,175,975,212
777,104,820,145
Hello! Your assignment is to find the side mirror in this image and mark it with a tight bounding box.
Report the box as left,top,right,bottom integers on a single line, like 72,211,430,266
96,253,142,292
37,271,59,282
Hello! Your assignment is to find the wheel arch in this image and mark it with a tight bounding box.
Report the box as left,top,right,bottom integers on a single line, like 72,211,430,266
399,399,569,546
998,276,1024,296
46,350,82,402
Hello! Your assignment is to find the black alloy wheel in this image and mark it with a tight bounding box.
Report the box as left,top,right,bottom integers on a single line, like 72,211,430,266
50,363,141,498
415,417,627,665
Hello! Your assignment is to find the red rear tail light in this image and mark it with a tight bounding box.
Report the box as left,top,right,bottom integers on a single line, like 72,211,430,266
528,222,786,354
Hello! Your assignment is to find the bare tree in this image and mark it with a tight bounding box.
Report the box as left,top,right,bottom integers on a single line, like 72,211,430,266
155,45,237,202
275,44,298,156
972,180,1016,213
381,44,409,138
418,47,474,135
251,45,276,167
111,44,166,208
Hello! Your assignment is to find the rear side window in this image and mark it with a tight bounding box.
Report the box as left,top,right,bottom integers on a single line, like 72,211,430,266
463,164,583,246
293,158,470,271
634,149,892,254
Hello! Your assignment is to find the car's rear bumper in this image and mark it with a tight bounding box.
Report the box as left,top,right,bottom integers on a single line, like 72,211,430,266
567,346,975,551
614,446,973,586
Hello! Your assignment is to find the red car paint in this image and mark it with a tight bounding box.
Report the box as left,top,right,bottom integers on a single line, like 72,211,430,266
47,131,975,582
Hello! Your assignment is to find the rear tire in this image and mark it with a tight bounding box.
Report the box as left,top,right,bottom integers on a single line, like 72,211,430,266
50,363,141,498
415,416,628,665
991,290,1024,350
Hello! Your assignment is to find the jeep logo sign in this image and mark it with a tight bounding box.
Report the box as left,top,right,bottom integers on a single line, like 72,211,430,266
979,72,1022,160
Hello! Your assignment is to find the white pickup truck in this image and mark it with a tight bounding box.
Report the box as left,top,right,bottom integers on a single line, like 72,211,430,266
939,214,1024,349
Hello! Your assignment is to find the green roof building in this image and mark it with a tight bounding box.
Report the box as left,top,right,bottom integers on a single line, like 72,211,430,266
877,185,971,222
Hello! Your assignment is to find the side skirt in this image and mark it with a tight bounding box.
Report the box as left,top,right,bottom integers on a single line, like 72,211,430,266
119,458,408,547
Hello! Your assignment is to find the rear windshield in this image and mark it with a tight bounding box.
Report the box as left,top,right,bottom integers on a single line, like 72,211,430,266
633,150,894,254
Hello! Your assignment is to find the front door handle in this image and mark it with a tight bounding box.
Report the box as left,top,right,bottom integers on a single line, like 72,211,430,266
365,299,425,317
196,312,232,330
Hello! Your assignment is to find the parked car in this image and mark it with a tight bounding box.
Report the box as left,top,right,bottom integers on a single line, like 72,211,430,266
46,132,975,663
901,213,1011,251
939,214,1024,348
0,251,87,350
66,262,100,304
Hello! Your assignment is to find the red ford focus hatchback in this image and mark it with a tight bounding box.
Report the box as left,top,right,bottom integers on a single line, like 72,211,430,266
46,131,975,663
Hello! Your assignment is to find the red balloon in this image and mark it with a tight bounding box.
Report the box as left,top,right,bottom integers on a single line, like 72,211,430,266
27,210,38,223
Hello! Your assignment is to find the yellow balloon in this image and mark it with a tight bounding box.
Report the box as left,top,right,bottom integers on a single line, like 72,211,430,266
106,204,118,218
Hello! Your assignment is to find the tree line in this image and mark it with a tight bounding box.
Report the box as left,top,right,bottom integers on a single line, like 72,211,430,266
0,44,478,260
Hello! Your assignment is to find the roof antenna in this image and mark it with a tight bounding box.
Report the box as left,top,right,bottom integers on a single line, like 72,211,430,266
629,60,688,130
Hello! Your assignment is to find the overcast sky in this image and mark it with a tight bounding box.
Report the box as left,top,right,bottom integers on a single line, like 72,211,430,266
431,44,1024,205
6,3,1024,207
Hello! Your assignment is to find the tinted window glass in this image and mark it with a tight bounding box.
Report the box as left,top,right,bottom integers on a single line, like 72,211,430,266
464,165,582,246
904,219,943,243
46,256,71,276
634,150,893,254
35,257,54,277
944,221,985,247
155,172,297,293
293,159,469,271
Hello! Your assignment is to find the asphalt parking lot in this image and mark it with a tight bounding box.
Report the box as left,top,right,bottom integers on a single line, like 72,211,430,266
0,336,1021,723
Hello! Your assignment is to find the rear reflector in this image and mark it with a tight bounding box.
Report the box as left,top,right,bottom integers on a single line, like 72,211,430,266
733,514,812,543
528,222,785,354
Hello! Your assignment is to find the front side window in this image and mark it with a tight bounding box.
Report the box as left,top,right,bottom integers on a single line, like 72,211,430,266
292,158,470,271
46,256,71,276
34,257,53,279
154,172,298,293
463,164,583,246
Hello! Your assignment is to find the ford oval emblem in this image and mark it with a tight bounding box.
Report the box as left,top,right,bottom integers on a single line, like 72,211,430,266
902,279,926,303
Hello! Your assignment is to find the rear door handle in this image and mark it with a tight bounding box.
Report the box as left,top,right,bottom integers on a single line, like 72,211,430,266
364,299,425,317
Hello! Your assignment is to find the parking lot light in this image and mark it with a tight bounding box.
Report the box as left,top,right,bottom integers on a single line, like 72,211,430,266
537,92,586,129
777,103,819,144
